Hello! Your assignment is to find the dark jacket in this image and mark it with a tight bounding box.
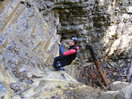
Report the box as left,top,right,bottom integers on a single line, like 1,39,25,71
59,44,79,63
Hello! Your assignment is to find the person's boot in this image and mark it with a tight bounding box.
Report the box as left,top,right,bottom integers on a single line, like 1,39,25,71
56,67,65,71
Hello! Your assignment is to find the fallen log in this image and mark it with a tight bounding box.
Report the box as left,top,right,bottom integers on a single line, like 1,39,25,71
87,44,108,86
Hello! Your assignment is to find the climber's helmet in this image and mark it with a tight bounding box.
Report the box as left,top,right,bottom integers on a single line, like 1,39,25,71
71,37,78,44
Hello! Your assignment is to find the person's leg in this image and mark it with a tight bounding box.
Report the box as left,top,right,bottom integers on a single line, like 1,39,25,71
53,60,65,71
52,56,65,68
55,59,71,71
61,60,71,67
55,61,66,71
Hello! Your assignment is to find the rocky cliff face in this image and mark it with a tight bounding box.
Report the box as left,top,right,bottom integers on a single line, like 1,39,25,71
51,0,132,85
0,0,132,99
0,0,59,84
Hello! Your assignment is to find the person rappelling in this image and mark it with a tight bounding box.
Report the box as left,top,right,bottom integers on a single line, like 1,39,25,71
52,36,79,71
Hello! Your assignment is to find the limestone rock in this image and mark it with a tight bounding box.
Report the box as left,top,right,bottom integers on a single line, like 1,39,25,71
99,83,132,99
0,0,132,99
17,67,100,99
0,82,12,99
108,81,130,91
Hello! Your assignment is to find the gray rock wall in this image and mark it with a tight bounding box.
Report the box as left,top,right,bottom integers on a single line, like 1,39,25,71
0,0,132,95
0,0,60,85
51,0,132,84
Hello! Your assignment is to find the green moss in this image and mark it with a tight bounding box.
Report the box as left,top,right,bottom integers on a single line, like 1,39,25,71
56,85,62,89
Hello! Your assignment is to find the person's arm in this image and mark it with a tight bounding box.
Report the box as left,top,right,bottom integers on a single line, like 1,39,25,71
59,44,77,56
63,46,79,56
58,40,79,56
63,49,76,56
59,44,65,55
